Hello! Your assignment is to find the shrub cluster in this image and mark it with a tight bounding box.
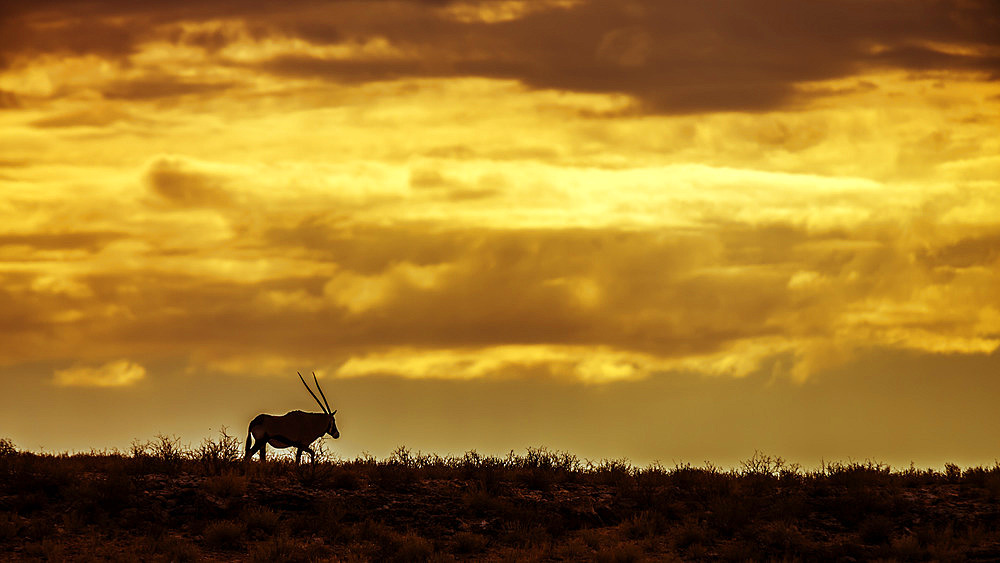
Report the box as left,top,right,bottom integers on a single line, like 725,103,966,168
2,437,999,561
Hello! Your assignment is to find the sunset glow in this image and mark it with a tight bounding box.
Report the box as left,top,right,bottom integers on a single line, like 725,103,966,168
2,0,998,467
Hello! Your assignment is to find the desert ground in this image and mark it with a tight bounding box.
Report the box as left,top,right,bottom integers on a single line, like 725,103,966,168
2,435,1000,561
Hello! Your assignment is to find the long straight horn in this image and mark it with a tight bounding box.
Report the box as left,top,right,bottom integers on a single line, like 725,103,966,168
298,371,328,414
313,371,332,414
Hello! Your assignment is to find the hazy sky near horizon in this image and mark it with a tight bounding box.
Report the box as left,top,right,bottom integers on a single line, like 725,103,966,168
2,0,999,467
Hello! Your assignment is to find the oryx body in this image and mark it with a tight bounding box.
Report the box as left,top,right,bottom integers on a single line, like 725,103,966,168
245,372,339,463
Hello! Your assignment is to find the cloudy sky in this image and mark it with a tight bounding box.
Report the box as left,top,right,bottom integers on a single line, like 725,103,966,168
1,0,999,468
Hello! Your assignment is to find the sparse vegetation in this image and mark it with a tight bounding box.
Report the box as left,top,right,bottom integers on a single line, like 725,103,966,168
202,520,245,551
2,434,1000,560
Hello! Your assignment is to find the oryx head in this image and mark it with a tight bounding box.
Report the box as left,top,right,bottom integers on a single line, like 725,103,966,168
298,371,340,439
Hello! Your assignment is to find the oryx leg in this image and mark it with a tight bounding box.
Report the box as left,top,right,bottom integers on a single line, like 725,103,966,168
245,434,267,462
245,428,254,461
295,446,316,464
244,437,255,462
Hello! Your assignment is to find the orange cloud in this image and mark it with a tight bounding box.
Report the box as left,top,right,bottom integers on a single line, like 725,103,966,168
53,360,147,387
145,156,235,208
0,0,997,388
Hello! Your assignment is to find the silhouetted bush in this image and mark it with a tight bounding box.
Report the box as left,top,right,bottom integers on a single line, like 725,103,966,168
71,464,133,516
858,514,895,545
385,532,434,563
0,438,15,457
129,434,192,475
242,506,280,535
196,427,242,474
595,541,644,563
248,535,303,563
3,443,1000,561
203,520,245,551
328,467,362,490
203,473,248,502
453,531,488,554
622,510,668,540
150,533,199,562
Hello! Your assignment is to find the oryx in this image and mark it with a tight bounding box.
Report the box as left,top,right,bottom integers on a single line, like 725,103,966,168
244,372,340,463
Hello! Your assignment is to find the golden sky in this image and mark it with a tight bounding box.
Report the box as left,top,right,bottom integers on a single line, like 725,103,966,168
1,0,999,467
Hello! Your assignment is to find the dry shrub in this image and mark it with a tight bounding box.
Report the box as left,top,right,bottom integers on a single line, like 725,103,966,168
372,459,418,490
962,464,1000,500
354,521,436,562
555,536,591,559
70,468,133,516
925,538,965,561
243,506,280,534
705,493,756,535
580,528,608,550
5,454,76,511
329,467,363,490
623,510,668,540
750,520,813,558
150,434,188,462
591,458,634,493
315,497,351,540
453,531,488,554
672,517,709,550
502,522,552,549
595,542,643,563
823,460,892,488
0,513,20,540
203,520,244,551
196,427,242,474
22,538,66,560
515,468,555,491
387,532,434,562
250,535,302,563
462,487,507,516
61,511,88,534
858,514,895,545
150,534,199,562
129,434,191,474
890,533,924,559
0,437,16,457
10,446,1000,562
511,447,581,491
944,462,962,483
459,450,506,492
354,519,397,545
913,524,975,561
203,473,247,498
739,450,789,477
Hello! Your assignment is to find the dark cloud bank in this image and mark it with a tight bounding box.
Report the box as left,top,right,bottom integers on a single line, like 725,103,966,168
4,0,998,112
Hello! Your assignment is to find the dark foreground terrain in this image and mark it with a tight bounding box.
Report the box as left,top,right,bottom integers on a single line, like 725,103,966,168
2,435,1000,561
